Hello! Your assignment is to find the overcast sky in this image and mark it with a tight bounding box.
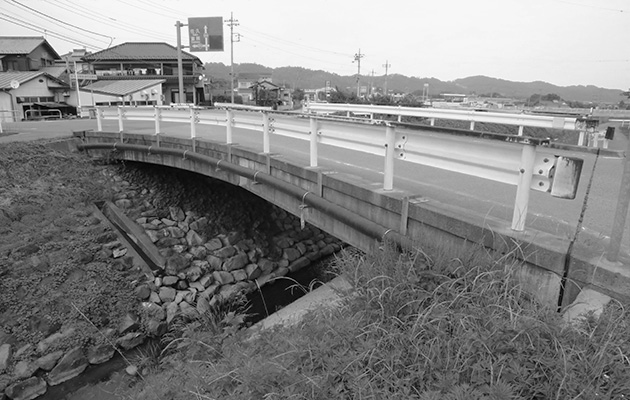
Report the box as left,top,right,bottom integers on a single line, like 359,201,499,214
0,0,628,89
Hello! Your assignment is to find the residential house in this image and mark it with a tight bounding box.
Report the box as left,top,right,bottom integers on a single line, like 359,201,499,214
237,72,272,103
82,42,205,104
0,36,72,121
237,72,292,108
0,71,73,122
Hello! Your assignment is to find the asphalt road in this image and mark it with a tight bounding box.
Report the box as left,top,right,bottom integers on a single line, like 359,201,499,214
2,117,628,250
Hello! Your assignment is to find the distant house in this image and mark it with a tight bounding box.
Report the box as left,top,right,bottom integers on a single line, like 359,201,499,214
237,72,273,102
82,42,204,104
0,36,61,72
236,72,292,108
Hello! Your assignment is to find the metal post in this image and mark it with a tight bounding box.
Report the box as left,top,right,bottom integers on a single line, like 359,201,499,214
511,144,537,231
73,61,82,117
226,109,234,144
154,107,161,135
309,117,318,167
262,112,270,153
606,134,630,261
117,106,124,134
383,124,396,191
96,107,103,131
176,21,185,104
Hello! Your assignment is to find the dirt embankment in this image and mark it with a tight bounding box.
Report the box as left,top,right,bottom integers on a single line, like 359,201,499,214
0,143,134,350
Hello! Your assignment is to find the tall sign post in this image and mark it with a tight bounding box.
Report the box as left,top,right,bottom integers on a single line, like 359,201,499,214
176,21,185,104
175,17,224,104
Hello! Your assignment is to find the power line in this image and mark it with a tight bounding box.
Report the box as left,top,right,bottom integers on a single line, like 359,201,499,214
8,0,114,44
135,0,187,18
549,0,626,13
49,0,173,42
239,35,355,71
112,0,180,20
239,26,352,57
0,13,102,49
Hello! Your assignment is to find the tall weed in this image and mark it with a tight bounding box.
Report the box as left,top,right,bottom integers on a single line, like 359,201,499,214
127,242,630,399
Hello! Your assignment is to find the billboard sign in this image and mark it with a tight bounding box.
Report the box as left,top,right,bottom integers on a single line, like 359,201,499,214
188,17,224,52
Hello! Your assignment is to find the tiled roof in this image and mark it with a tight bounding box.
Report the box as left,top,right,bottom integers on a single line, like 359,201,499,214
0,71,46,89
84,43,201,63
0,36,45,54
0,71,69,89
81,79,166,96
40,66,67,78
0,37,60,58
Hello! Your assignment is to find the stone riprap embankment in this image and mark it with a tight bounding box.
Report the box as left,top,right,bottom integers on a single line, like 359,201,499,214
133,205,342,335
1,164,343,400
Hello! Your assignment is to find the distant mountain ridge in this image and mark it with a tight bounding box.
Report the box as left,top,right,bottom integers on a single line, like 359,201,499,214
204,62,624,103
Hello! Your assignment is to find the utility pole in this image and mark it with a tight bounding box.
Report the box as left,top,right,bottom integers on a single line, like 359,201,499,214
369,69,375,97
226,13,239,103
383,60,391,97
353,49,364,98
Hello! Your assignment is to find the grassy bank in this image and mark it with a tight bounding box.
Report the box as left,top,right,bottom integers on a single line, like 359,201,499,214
126,242,630,399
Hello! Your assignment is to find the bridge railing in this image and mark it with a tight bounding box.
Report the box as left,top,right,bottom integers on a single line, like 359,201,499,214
95,105,584,232
304,102,606,148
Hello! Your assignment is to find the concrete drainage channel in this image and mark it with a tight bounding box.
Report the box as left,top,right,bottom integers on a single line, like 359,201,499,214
4,199,345,400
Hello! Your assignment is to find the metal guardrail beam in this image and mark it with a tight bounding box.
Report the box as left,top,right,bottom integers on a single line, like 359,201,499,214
305,103,580,131
95,105,583,232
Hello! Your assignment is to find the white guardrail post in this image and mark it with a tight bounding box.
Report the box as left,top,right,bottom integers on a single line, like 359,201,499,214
154,107,161,135
512,144,537,231
154,107,161,147
262,112,271,153
117,106,124,140
309,117,319,167
226,109,234,144
96,107,103,131
383,124,396,191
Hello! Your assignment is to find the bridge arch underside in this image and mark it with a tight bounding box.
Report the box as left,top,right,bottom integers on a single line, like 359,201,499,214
79,131,626,307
